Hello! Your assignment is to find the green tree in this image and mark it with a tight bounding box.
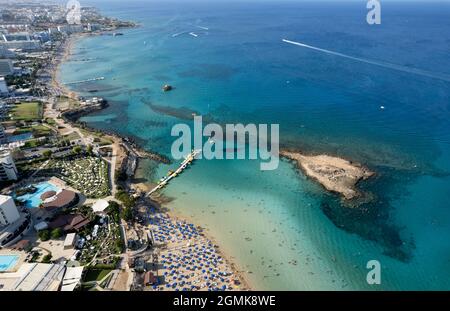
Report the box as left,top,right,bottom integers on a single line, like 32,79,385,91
114,239,125,254
73,146,82,154
38,229,50,241
87,144,93,155
50,228,63,239
42,150,52,158
42,253,53,263
120,207,133,222
106,201,121,223
115,191,135,209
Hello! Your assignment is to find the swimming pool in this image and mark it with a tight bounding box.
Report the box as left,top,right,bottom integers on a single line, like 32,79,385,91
0,255,19,272
7,132,33,143
15,182,61,208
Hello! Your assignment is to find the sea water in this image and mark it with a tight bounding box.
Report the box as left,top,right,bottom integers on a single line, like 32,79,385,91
59,1,450,290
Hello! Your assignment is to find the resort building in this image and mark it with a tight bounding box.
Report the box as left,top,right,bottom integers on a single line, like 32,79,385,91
48,214,89,232
0,150,18,181
0,125,7,144
0,263,66,291
63,233,77,250
0,195,32,248
0,45,15,58
56,25,84,34
0,195,20,226
61,266,84,291
0,59,14,76
0,33,41,51
0,76,8,94
91,199,109,214
40,189,80,213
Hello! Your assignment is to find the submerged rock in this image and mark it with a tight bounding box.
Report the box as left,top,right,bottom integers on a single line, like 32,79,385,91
162,84,173,92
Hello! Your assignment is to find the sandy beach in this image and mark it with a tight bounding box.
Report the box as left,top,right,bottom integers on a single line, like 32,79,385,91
146,206,251,291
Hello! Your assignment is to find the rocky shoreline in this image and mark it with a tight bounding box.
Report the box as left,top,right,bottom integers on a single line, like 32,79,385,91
280,149,375,203
60,102,171,165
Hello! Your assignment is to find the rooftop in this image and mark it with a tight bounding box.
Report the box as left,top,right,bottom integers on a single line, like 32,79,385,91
0,194,13,205
41,189,78,212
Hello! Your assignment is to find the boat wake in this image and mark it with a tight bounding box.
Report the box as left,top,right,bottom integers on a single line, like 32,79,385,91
282,39,450,83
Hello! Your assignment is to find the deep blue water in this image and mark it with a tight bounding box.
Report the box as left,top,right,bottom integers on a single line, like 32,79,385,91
60,1,450,290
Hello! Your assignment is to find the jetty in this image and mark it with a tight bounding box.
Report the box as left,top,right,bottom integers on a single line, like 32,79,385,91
146,149,202,196
64,76,105,85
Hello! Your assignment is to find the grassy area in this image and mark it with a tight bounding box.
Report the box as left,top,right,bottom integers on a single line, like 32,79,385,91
80,129,113,146
43,156,110,198
44,118,56,126
83,269,112,282
55,96,80,111
10,102,42,121
13,125,52,137
23,138,47,149
63,131,81,141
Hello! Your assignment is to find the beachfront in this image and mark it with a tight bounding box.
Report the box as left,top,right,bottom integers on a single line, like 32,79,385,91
145,210,247,291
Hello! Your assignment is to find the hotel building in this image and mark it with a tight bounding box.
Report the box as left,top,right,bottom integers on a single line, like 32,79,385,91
0,59,14,76
0,150,18,181
0,195,20,226
0,125,7,144
0,76,8,94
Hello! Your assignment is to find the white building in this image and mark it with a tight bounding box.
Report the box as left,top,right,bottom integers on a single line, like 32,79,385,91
0,150,18,181
0,45,15,58
57,25,84,34
91,199,109,214
0,76,8,94
63,233,77,250
0,195,20,226
0,33,41,52
0,263,66,291
61,266,84,291
0,125,6,144
0,59,14,76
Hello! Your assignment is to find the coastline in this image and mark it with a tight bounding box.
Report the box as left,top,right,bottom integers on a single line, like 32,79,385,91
50,32,252,291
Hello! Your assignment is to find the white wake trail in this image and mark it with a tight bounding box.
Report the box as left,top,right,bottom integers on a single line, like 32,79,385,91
282,39,450,83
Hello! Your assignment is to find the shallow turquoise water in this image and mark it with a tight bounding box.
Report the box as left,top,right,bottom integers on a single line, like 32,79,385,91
16,182,60,208
60,1,450,290
0,255,19,272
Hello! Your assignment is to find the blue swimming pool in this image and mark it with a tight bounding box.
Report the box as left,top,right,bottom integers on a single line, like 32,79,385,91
15,182,61,208
0,255,19,272
7,132,33,143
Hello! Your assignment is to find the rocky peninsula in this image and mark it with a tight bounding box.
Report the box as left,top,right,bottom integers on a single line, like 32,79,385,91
280,150,374,201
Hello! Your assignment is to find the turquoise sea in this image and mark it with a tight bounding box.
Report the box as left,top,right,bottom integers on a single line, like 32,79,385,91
59,1,450,290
